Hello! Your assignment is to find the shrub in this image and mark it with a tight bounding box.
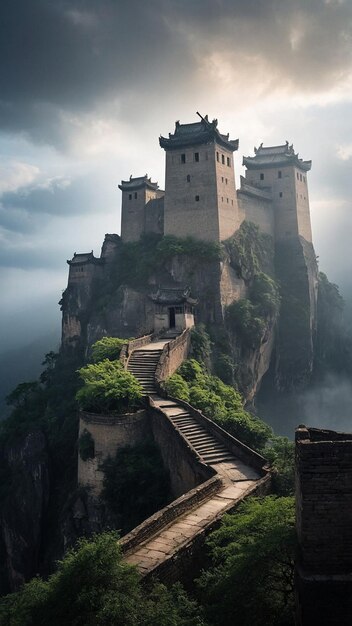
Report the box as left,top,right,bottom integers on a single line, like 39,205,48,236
190,324,212,364
101,441,170,533
76,360,142,414
197,496,296,626
90,337,130,363
226,299,266,349
164,374,190,402
250,272,280,317
165,359,272,451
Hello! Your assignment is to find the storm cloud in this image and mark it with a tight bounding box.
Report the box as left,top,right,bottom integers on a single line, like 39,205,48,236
0,0,351,149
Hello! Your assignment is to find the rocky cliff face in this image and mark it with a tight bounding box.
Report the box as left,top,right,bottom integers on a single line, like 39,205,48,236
60,224,317,401
0,431,49,594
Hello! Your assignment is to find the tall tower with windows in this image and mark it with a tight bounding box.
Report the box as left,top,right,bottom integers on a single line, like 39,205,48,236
118,175,161,242
243,142,312,242
159,115,239,242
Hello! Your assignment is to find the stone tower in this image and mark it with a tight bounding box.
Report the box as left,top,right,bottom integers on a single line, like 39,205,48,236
118,175,161,242
159,115,239,242
243,142,312,242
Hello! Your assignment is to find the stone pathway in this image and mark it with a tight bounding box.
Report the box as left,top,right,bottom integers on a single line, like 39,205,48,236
125,478,256,574
124,338,264,577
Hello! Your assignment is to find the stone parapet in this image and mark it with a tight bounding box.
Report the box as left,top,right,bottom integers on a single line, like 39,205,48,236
121,475,222,554
155,328,191,382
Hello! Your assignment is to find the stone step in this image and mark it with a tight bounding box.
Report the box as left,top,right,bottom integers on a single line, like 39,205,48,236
201,453,235,463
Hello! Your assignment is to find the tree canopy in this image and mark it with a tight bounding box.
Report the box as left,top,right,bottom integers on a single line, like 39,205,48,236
0,532,204,626
76,360,142,414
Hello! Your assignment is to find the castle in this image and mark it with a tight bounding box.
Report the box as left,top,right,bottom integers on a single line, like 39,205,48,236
61,114,317,395
118,113,312,245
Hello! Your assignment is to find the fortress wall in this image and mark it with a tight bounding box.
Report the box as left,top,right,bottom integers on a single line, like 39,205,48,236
295,426,352,625
237,192,274,237
149,404,213,498
78,410,151,496
155,329,191,382
296,426,352,575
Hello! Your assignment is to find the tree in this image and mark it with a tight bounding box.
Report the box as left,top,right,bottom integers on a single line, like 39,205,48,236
0,532,205,626
197,496,296,626
76,360,142,414
90,337,129,363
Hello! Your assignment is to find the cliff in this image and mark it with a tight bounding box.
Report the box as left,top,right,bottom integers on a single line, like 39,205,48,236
60,223,317,401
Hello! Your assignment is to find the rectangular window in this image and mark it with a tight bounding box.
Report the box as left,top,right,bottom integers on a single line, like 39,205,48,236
227,157,230,167
226,198,229,203
134,192,137,199
186,174,191,182
181,153,186,163
303,176,306,183
129,194,132,200
297,172,299,180
300,173,302,181
279,192,283,198
225,178,228,184
195,195,200,201
221,176,224,183
221,154,225,164
216,151,219,162
260,173,264,180
278,170,282,178
194,152,199,162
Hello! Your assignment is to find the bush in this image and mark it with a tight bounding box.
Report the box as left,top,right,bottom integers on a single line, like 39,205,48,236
101,441,170,533
190,324,212,364
197,496,296,626
0,532,205,626
226,299,266,349
76,360,142,414
165,359,272,451
90,337,130,363
250,273,280,317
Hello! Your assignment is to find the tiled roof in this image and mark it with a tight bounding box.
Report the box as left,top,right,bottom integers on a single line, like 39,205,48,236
67,251,104,265
150,286,197,305
159,115,239,152
118,175,159,192
243,141,311,172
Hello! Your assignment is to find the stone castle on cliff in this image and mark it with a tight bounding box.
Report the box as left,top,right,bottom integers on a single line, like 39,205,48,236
61,114,317,395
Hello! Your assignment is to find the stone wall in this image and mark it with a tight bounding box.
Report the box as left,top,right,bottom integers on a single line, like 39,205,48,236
149,403,213,498
78,410,151,496
295,426,352,625
155,329,191,383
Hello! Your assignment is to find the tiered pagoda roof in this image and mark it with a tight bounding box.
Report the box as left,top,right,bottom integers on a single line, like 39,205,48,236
159,115,239,152
150,286,197,306
243,142,311,171
67,251,104,266
118,175,159,192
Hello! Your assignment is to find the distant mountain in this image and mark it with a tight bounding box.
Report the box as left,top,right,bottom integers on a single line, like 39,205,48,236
0,331,60,419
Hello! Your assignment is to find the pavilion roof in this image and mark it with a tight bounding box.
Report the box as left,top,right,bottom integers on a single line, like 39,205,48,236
118,175,159,192
243,142,311,172
159,115,239,152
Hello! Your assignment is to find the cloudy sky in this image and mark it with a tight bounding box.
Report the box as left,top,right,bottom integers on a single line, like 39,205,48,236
1,0,352,352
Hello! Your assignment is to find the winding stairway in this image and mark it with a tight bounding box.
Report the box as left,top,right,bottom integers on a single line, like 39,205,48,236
124,335,268,579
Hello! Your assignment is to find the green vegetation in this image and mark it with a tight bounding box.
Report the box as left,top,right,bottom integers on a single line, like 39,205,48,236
101,441,170,533
197,496,296,626
165,359,272,451
190,324,212,364
315,272,352,376
225,221,274,280
110,233,221,289
90,336,130,363
0,532,204,626
226,299,266,349
76,360,142,414
78,429,95,461
265,437,295,496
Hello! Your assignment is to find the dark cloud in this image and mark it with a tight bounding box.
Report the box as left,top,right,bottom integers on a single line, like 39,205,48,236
0,0,351,149
0,174,111,231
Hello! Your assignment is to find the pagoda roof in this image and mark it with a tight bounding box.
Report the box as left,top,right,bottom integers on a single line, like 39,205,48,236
243,142,311,172
159,114,239,152
118,175,159,192
67,251,104,266
237,176,272,202
150,286,197,306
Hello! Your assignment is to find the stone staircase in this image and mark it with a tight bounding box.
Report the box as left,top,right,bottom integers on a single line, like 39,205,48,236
164,405,235,465
127,348,163,395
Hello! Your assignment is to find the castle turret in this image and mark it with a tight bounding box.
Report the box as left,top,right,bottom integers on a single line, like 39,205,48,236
118,175,161,242
243,142,312,242
160,115,239,242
